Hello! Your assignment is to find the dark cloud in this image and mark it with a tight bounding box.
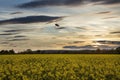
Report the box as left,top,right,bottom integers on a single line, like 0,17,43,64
17,0,84,8
17,0,120,8
96,11,111,14
91,0,120,4
63,45,95,49
73,41,85,44
103,0,120,4
4,30,23,32
63,44,116,50
110,31,120,34
8,38,29,41
4,29,38,33
0,33,19,36
10,12,23,15
102,16,117,19
0,42,9,44
14,35,27,38
93,40,120,45
75,27,88,30
0,15,62,25
63,46,80,49
68,41,85,44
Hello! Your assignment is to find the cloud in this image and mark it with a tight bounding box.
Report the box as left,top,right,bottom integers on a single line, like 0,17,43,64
3,28,38,33
68,41,85,44
14,35,27,38
0,15,63,25
0,33,19,36
75,27,88,30
91,0,120,4
93,40,120,45
17,0,84,8
0,42,9,44
63,44,117,50
63,46,80,49
102,0,120,4
63,45,95,49
73,41,85,44
110,31,120,34
102,16,117,19
4,30,23,32
96,11,111,14
17,0,120,8
10,12,23,15
8,38,29,41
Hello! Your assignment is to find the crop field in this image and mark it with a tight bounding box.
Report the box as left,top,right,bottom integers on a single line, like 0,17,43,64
0,54,120,80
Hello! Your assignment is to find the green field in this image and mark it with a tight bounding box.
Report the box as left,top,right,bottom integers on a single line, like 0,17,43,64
0,54,120,80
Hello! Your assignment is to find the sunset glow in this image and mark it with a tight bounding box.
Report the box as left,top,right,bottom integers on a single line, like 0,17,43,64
0,0,120,51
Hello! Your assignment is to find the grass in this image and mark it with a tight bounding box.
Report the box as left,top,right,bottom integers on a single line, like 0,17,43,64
0,54,120,80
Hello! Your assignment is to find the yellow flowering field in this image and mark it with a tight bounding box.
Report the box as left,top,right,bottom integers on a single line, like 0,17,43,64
0,54,120,80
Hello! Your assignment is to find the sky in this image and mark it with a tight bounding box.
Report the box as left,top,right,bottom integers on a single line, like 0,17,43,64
0,0,120,51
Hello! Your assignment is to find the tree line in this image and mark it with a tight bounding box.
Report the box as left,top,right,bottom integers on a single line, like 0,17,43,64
0,47,120,54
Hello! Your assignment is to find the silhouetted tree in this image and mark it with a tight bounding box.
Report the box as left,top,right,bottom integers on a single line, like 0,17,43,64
9,49,15,54
116,47,120,54
0,50,5,54
96,48,101,53
26,49,33,54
